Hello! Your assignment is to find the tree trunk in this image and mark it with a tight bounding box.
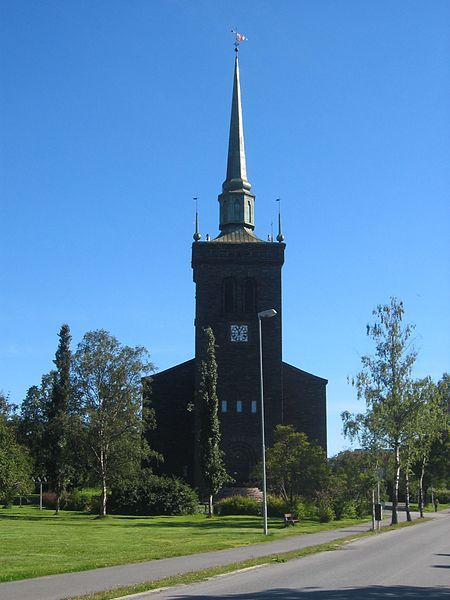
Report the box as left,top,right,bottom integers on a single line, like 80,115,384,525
100,449,107,517
55,476,61,515
371,488,375,531
208,494,213,517
405,469,412,521
391,444,400,525
418,456,426,518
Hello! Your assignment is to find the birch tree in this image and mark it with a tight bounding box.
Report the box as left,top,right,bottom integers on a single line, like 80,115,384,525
73,330,154,517
410,377,446,517
346,298,416,525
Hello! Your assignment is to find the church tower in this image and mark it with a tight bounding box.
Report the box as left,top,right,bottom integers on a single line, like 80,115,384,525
192,49,285,483
147,50,327,489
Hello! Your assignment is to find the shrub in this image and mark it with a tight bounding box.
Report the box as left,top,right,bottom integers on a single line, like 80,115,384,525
110,474,198,516
432,488,450,504
333,499,358,520
355,499,372,517
215,495,260,515
66,488,101,513
267,495,288,517
300,499,319,520
317,498,335,522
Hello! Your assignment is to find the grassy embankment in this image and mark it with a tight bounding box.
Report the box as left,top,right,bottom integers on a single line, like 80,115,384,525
0,505,369,582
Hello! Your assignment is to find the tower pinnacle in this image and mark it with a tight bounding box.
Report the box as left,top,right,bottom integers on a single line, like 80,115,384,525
276,198,285,243
193,197,201,242
217,51,256,238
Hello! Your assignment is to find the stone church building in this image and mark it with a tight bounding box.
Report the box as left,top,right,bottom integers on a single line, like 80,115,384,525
146,51,327,488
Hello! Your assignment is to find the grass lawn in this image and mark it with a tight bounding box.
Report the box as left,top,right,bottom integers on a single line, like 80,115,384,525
409,502,450,512
0,506,368,582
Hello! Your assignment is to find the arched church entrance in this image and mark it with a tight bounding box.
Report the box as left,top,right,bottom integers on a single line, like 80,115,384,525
223,440,258,485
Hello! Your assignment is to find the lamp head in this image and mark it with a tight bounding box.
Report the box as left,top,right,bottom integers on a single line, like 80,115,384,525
258,309,277,319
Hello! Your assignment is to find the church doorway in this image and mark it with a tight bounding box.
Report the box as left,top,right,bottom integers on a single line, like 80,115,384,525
223,440,258,485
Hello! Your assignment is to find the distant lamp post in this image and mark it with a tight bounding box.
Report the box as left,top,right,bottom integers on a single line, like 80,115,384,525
33,476,47,510
258,308,277,535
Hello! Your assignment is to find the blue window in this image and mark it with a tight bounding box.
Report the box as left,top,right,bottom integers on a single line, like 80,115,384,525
221,400,228,413
251,400,257,413
236,400,243,413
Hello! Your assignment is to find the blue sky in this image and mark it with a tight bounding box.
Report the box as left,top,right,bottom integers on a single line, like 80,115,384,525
1,0,449,456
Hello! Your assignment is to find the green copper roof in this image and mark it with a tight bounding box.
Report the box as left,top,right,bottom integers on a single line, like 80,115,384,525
223,54,251,194
213,227,264,243
217,51,258,240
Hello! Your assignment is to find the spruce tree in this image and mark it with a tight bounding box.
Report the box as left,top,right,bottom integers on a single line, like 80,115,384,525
198,327,229,516
46,324,72,513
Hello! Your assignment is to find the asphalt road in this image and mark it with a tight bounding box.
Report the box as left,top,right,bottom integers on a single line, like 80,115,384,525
136,514,450,600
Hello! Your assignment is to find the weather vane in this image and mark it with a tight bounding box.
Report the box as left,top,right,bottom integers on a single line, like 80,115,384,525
231,28,247,53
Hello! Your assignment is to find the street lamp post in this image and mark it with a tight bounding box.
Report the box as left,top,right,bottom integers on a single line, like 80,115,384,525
258,308,277,536
33,476,47,510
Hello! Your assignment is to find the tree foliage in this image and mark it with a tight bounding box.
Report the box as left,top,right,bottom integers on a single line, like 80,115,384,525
402,377,445,517
416,373,450,500
265,425,328,506
343,298,419,524
198,327,229,515
73,330,154,516
19,384,47,473
0,404,32,506
45,324,73,513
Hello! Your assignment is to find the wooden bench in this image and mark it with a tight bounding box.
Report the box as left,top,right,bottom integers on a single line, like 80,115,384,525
283,512,299,526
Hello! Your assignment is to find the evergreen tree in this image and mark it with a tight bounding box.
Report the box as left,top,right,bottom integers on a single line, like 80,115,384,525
19,384,47,475
46,324,72,513
198,327,229,516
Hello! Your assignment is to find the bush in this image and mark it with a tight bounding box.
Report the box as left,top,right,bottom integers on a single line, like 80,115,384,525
431,488,450,504
215,495,260,515
317,499,335,522
266,495,321,520
355,499,372,517
267,495,288,517
333,499,358,520
110,474,198,516
66,488,101,513
299,499,319,520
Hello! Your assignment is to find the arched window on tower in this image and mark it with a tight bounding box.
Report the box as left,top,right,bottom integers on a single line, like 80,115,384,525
223,277,236,313
243,278,256,313
247,200,252,223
